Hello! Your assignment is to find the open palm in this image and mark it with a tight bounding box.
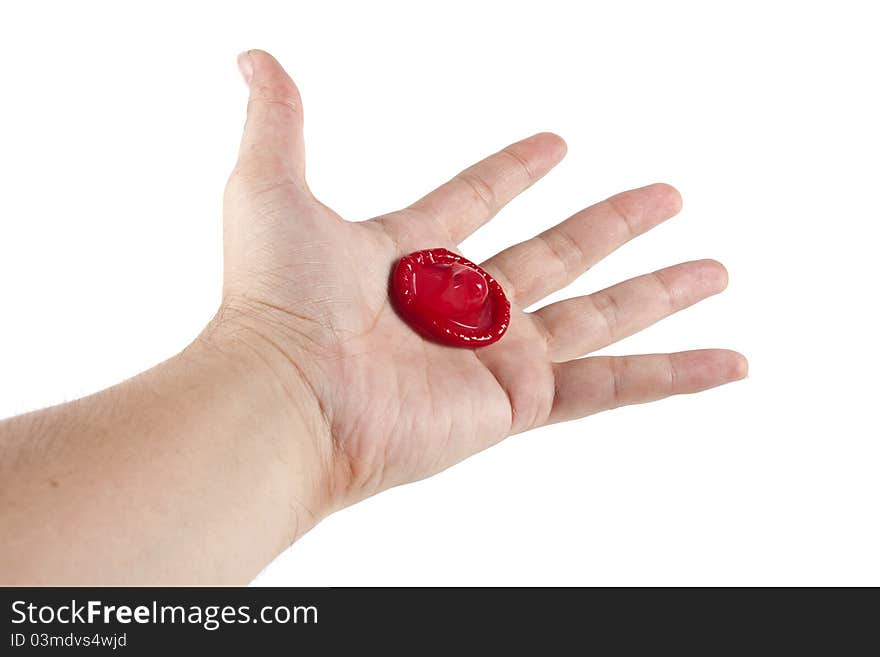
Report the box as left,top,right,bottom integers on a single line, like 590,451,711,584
220,51,746,510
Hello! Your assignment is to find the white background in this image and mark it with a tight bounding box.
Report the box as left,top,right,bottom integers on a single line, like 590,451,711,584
1,1,877,585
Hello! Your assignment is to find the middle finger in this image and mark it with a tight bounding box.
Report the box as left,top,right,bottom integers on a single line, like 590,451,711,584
482,183,683,307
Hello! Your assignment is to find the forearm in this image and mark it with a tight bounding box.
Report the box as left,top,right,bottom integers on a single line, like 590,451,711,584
0,317,331,585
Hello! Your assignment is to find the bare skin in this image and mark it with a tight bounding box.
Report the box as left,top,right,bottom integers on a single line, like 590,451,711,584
0,50,747,584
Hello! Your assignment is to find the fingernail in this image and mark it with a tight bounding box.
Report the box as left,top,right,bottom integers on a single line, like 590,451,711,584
237,51,253,85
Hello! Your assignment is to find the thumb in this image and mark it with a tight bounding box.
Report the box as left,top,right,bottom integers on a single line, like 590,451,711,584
235,49,306,184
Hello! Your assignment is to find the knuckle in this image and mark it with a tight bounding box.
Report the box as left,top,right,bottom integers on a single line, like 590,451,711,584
536,226,584,284
499,147,536,183
590,291,621,341
606,192,644,238
247,95,301,118
650,270,679,311
607,357,625,408
247,74,302,113
457,171,497,215
666,354,679,395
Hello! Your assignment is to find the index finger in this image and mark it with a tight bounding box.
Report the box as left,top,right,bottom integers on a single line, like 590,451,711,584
388,132,567,243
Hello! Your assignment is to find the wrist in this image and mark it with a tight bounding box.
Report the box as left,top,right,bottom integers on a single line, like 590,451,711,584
187,304,337,542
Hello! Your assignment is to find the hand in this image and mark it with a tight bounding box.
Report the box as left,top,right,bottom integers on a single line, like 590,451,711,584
214,50,747,521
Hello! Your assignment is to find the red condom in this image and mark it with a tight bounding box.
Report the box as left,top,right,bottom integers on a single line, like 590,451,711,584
391,248,511,347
